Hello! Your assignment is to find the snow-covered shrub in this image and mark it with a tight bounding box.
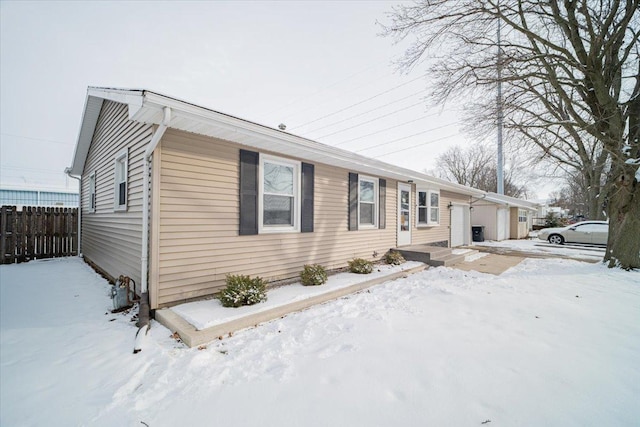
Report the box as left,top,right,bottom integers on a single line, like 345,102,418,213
383,251,405,265
300,264,328,286
348,258,373,274
219,274,267,308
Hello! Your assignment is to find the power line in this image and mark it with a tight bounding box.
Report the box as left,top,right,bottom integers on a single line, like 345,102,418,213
0,132,73,145
1,165,66,173
280,68,396,123
304,89,428,135
354,122,459,152
267,61,387,117
290,73,427,130
314,101,427,139
370,133,461,158
334,110,444,146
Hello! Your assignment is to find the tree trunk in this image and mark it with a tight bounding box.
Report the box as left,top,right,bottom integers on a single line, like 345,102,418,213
604,165,640,269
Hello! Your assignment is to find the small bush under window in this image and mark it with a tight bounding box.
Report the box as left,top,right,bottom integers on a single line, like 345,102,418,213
348,258,373,274
384,251,405,265
300,264,328,286
219,274,267,308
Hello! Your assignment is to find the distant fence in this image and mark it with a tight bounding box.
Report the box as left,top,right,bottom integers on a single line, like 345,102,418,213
0,206,78,264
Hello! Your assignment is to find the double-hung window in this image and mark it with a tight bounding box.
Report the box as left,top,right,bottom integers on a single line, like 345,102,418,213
259,154,300,233
88,172,96,213
417,189,439,226
114,149,128,211
358,176,378,228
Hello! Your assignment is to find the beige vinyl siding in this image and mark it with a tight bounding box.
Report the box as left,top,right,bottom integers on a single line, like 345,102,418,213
154,129,398,307
80,100,153,286
510,207,529,239
411,189,469,246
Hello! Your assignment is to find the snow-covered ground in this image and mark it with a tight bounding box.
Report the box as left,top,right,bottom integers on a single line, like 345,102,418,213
1,256,639,426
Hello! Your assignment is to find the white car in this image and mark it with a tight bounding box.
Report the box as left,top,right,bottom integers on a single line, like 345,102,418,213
538,220,608,245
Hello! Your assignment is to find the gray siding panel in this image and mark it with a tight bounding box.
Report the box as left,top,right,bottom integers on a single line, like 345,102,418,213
80,100,153,285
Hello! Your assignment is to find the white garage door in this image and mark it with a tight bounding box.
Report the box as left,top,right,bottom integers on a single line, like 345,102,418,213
451,205,465,247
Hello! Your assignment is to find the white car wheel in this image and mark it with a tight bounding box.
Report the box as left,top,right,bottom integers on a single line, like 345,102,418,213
548,234,564,245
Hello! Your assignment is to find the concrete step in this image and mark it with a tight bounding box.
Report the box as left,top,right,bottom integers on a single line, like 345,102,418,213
429,253,467,267
393,245,460,267
452,249,479,258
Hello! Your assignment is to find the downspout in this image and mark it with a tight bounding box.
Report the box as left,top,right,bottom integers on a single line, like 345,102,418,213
135,106,171,353
64,168,82,257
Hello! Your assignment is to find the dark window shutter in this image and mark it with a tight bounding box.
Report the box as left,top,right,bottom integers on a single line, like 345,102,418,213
239,150,259,235
379,179,386,229
348,172,358,231
301,163,314,232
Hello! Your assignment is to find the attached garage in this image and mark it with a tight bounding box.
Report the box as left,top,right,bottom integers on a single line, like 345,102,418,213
471,193,538,241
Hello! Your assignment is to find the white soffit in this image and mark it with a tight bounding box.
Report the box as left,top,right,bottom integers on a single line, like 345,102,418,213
484,193,539,210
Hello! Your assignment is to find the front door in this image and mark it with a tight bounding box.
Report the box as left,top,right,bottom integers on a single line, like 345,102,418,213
451,205,465,247
398,183,412,246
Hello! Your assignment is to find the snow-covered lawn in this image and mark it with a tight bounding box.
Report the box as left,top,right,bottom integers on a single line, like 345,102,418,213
1,257,639,426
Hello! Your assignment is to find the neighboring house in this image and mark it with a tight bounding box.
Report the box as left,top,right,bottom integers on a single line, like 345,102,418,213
471,193,539,240
66,87,485,309
0,187,79,208
530,200,570,225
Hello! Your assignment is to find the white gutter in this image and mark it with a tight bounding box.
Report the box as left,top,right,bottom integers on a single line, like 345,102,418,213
64,168,82,257
141,106,171,295
135,106,171,353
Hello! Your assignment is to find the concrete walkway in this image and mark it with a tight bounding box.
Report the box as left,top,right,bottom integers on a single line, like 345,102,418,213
452,253,525,275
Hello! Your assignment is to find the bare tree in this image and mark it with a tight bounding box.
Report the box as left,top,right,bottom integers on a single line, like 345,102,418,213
465,100,611,220
434,142,530,197
382,0,640,269
551,171,604,219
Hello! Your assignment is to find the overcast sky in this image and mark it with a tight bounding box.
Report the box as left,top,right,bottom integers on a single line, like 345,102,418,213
1,1,541,196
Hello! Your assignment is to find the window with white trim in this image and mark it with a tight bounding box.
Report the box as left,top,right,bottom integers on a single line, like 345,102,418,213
518,209,527,223
114,149,128,211
89,172,96,213
259,154,300,233
417,189,439,226
358,176,378,228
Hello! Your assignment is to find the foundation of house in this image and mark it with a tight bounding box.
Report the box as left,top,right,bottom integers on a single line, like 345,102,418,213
393,245,466,267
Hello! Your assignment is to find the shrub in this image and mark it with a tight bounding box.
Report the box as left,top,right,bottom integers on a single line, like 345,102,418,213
300,264,328,286
384,250,405,265
348,258,373,274
544,212,564,228
219,274,267,308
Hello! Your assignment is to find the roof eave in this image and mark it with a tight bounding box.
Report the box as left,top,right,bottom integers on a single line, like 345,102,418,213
136,91,485,197
67,87,485,198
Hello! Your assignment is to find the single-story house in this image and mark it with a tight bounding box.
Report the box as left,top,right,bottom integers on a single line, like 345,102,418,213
471,193,539,240
66,87,486,310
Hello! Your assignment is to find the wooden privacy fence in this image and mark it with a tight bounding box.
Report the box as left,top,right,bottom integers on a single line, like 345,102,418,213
0,206,78,264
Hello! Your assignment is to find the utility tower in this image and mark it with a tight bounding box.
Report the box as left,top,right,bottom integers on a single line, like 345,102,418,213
496,4,505,195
